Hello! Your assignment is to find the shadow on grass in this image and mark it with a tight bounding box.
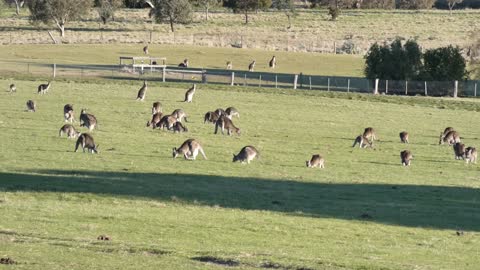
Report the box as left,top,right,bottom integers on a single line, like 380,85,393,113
0,170,479,231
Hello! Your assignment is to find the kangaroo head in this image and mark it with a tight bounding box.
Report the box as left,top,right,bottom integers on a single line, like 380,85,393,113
306,160,311,167
172,147,178,159
232,154,238,162
439,132,444,145
93,144,99,154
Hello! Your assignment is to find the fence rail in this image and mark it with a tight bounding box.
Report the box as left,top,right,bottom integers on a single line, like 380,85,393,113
0,60,478,98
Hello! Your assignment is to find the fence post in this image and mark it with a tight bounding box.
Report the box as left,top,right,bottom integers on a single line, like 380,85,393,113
424,81,428,96
405,80,408,95
293,75,298,89
475,83,477,97
230,72,235,86
52,64,56,78
244,74,247,86
259,75,262,87
309,76,312,90
162,67,166,82
453,81,458,98
347,79,350,92
374,79,379,95
202,71,207,84
385,80,388,94
333,41,336,54
327,78,330,91
275,75,278,89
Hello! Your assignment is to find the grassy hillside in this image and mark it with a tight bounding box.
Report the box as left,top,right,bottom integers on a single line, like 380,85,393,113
0,79,479,269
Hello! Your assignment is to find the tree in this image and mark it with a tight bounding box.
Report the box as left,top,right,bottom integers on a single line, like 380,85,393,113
151,0,193,32
272,0,296,28
447,0,463,14
190,0,221,21
96,0,123,24
12,0,25,15
422,46,467,80
328,6,340,20
27,0,93,38
234,0,257,24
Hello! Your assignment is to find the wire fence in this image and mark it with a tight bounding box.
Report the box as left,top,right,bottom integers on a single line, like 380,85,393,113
1,60,478,98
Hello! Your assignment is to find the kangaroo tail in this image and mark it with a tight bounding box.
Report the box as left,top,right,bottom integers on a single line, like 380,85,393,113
200,147,207,160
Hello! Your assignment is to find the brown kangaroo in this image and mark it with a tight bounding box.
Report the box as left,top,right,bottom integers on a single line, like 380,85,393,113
147,112,163,128
59,124,80,139
204,111,220,124
453,142,466,160
399,131,409,143
75,133,99,154
306,154,325,168
214,115,240,136
172,139,207,160
465,147,477,164
233,146,259,164
439,130,460,145
352,135,373,148
400,150,413,166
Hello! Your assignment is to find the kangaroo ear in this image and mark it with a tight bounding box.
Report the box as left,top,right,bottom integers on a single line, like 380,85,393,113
233,154,236,157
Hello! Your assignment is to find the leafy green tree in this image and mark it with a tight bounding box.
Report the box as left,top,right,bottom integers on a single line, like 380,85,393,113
27,0,93,37
96,0,123,24
422,46,467,81
151,0,193,32
272,0,296,28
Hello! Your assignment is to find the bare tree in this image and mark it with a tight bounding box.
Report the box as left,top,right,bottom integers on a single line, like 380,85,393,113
235,0,257,24
27,0,92,38
272,0,296,29
447,0,463,15
152,0,193,32
12,0,25,15
191,0,220,21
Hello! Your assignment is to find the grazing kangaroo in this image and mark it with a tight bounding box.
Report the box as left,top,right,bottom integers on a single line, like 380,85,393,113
439,130,460,145
147,112,163,128
214,108,226,117
63,104,75,123
136,80,147,101
172,122,188,133
400,150,413,166
9,83,16,93
75,133,99,154
225,107,240,119
442,127,455,136
79,109,97,131
453,142,466,160
184,84,196,103
59,124,80,139
204,111,220,124
158,114,177,130
269,56,276,69
399,131,409,143
465,147,477,164
37,81,51,94
178,59,189,68
143,44,149,55
172,139,207,160
215,115,241,136
233,146,259,164
352,135,372,148
306,154,325,168
363,127,377,142
248,60,256,72
26,100,36,112
226,61,232,69
152,101,162,114
171,109,188,122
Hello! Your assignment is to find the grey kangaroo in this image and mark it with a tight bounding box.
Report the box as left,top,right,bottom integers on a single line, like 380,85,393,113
75,133,99,154
233,146,259,164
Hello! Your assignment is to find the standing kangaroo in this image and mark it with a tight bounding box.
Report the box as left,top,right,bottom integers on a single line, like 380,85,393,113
204,111,220,124
37,81,51,94
171,109,189,122
306,154,325,168
75,133,99,154
363,127,377,142
465,147,477,164
26,100,36,112
184,84,196,103
143,44,149,55
136,80,147,101
248,60,256,72
147,112,163,128
9,83,16,93
399,131,409,143
233,146,259,164
226,61,233,69
269,56,276,69
64,104,75,123
453,142,466,160
352,135,372,148
439,130,460,145
172,139,207,160
400,150,413,166
59,124,80,139
225,107,240,119
214,115,241,136
214,108,226,117
79,109,97,131
152,101,162,115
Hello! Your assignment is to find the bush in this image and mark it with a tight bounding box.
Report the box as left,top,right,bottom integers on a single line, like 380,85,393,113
421,46,468,81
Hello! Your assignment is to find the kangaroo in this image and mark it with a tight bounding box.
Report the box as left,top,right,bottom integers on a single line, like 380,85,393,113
453,142,466,160
363,127,377,142
9,83,16,93
75,133,99,154
59,124,80,139
215,115,241,136
178,59,189,68
171,109,189,122
172,122,188,133
465,147,477,164
143,44,149,55
172,139,207,160
269,56,276,69
79,109,97,131
226,61,232,69
26,100,36,112
442,127,455,137
399,131,409,143
306,154,325,168
204,111,220,124
352,135,372,148
184,84,196,103
439,130,460,145
233,146,259,164
157,114,177,130
136,80,147,101
214,108,226,117
225,107,240,119
147,112,163,128
400,150,413,166
248,60,256,72
37,81,51,94
63,104,75,123
152,101,162,114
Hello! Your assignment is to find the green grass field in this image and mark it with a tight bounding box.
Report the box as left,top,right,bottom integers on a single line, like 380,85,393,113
0,78,479,269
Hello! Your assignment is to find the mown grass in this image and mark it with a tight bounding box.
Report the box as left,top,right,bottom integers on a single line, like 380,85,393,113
0,79,479,269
